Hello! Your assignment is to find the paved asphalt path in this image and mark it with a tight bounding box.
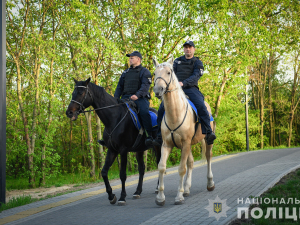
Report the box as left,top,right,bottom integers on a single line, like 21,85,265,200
1,148,300,225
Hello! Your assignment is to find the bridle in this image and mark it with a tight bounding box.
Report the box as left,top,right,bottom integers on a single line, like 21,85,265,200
71,85,94,114
154,64,178,94
71,85,126,114
154,63,188,148
70,84,130,151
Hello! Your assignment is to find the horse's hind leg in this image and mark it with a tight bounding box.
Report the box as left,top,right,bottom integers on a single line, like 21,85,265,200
206,143,215,191
133,151,145,199
101,149,118,204
156,145,171,206
118,152,128,206
175,144,191,205
183,151,194,197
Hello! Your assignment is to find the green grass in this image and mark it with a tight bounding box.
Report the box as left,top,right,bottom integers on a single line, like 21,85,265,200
2,145,300,213
242,169,300,225
6,145,300,191
0,195,38,212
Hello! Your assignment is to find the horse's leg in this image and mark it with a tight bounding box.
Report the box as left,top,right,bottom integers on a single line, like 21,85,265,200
183,151,194,197
133,151,145,199
175,143,191,205
206,143,215,191
101,149,118,204
118,152,128,206
155,145,171,206
154,145,161,194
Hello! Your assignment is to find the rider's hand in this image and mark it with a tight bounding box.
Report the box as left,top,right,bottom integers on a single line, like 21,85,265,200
179,82,183,87
130,95,138,100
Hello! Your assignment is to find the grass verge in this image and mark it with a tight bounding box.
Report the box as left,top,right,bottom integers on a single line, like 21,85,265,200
0,195,38,213
230,168,300,225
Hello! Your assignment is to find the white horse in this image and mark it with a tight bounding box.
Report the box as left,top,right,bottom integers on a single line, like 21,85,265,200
152,57,215,205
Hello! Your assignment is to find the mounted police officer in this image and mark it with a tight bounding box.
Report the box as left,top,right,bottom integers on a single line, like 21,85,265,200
114,51,154,147
153,41,217,146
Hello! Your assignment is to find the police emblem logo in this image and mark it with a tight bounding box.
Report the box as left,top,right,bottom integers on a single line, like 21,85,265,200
200,69,204,75
187,40,190,43
148,78,152,84
205,196,230,221
177,61,181,64
214,203,222,214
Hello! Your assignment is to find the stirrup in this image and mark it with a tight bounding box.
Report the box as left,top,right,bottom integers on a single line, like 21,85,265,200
145,136,153,147
152,136,162,146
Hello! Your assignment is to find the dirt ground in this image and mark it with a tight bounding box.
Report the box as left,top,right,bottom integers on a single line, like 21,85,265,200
6,181,105,202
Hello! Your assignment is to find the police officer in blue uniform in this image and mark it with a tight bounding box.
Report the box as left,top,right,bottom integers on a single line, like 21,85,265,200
153,41,216,146
114,51,154,147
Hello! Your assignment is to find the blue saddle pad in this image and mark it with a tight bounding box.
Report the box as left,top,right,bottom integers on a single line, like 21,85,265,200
126,103,158,130
163,99,214,123
187,99,214,122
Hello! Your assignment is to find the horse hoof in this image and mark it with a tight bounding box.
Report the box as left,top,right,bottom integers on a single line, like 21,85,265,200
155,199,165,206
207,185,215,191
155,190,159,194
110,195,117,204
117,201,126,206
183,193,190,197
175,200,185,205
133,195,140,199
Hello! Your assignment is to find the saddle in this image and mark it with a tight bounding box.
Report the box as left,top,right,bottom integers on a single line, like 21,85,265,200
120,99,157,131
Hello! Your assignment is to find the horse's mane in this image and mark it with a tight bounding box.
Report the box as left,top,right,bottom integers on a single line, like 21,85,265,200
159,62,189,107
88,82,117,103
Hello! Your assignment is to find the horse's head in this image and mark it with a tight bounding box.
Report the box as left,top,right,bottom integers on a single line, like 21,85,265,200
66,78,93,121
152,56,176,99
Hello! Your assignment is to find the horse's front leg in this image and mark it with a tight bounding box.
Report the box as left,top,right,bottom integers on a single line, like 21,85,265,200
118,152,128,206
133,151,145,199
183,151,194,197
155,145,171,206
153,145,161,194
175,143,191,205
206,143,215,191
101,149,118,204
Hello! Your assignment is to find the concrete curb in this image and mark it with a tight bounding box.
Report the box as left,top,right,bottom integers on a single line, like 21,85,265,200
224,163,300,225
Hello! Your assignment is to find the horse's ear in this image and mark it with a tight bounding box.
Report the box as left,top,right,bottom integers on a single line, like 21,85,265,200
167,55,174,65
153,57,159,68
73,78,78,84
85,78,91,86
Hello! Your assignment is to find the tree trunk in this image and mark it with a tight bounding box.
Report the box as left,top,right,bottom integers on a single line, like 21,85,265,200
288,51,300,147
85,112,95,178
214,70,228,118
95,115,104,169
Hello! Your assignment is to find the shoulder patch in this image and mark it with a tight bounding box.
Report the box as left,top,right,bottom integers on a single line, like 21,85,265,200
200,69,204,76
148,77,152,84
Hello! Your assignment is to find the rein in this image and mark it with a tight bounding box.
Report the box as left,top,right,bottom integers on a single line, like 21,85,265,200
163,101,189,148
154,64,188,148
71,84,134,151
71,85,126,114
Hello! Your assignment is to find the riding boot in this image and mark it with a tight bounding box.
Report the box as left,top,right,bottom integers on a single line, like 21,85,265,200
152,126,162,146
152,102,164,146
145,130,154,147
98,139,107,147
205,131,217,145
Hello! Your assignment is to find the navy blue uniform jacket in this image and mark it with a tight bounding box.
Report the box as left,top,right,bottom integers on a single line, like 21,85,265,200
173,56,204,89
114,65,152,99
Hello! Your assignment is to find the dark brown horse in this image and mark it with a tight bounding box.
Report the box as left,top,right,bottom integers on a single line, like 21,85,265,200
66,78,161,205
